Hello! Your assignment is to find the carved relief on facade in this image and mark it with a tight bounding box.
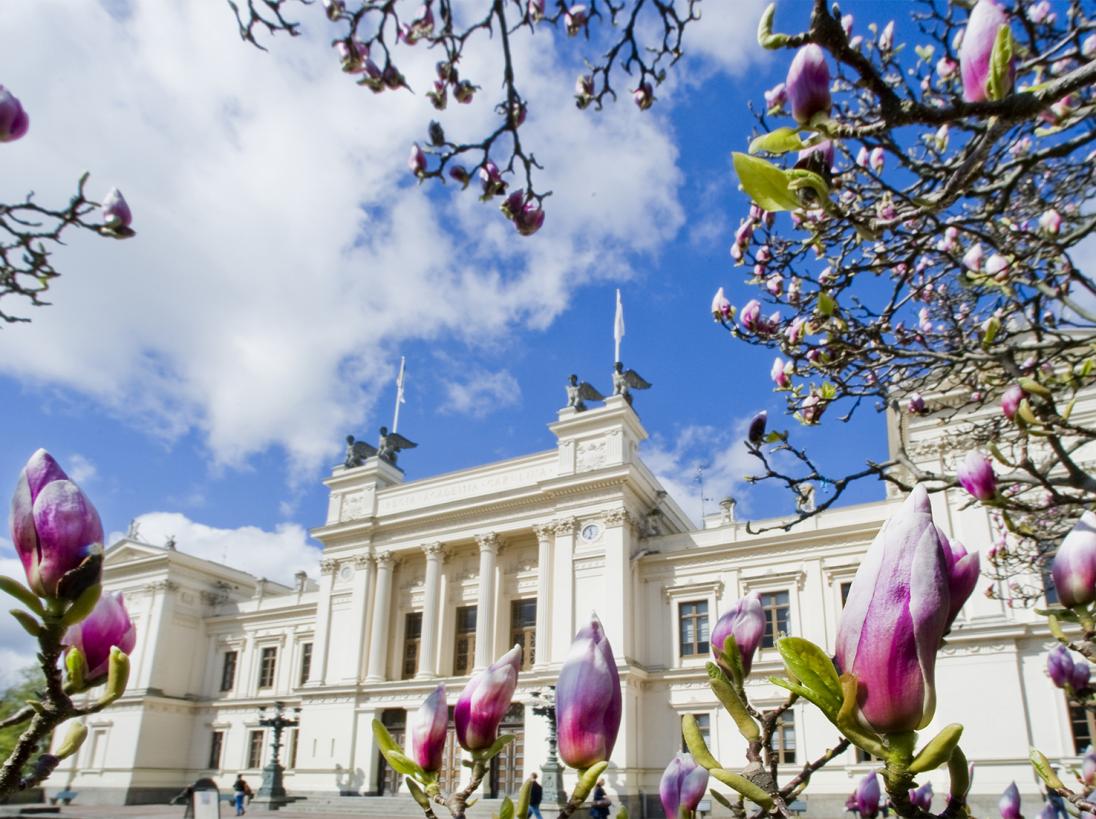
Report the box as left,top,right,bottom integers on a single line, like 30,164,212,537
576,439,607,472
339,490,371,522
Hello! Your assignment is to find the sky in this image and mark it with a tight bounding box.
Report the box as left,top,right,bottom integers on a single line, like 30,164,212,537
0,0,901,678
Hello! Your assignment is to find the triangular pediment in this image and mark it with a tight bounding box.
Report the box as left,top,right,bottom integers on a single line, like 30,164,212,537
104,538,169,566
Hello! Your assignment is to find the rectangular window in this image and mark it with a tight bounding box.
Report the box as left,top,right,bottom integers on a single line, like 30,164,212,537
208,731,224,769
299,643,313,687
681,713,711,752
678,600,710,657
1042,555,1060,606
1070,699,1095,754
287,728,299,769
774,712,796,764
760,591,790,649
247,730,264,769
510,599,537,671
453,606,477,677
403,612,423,680
840,581,853,607
89,728,108,769
220,650,238,692
258,646,278,689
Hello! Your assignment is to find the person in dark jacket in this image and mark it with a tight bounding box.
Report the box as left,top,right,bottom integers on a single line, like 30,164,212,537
527,772,544,819
232,775,250,816
590,778,610,819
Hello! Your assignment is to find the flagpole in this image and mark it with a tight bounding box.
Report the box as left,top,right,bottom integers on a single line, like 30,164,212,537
613,289,624,364
392,356,406,433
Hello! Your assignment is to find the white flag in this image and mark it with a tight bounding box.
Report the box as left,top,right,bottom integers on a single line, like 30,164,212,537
613,289,625,363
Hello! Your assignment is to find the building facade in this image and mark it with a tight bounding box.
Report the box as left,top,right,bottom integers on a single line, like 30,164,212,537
48,395,1092,817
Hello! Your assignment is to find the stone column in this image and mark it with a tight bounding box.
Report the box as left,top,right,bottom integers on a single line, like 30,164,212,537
308,559,338,685
365,551,394,682
473,533,500,671
347,552,374,682
417,542,445,678
533,523,554,670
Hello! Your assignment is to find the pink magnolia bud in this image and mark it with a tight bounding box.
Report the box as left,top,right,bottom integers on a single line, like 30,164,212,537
564,4,587,35
0,86,30,142
786,45,831,124
479,161,507,199
710,287,732,321
771,357,790,389
1028,1,1050,24
410,684,448,772
711,593,765,674
747,411,767,445
408,144,427,178
1083,34,1096,59
1039,208,1062,235
633,82,655,111
527,0,545,20
959,0,1014,102
454,80,476,103
455,645,521,751
907,393,926,414
856,146,870,168
11,449,104,601
659,753,709,819
878,20,895,52
785,317,805,345
763,83,787,111
962,242,984,271
1047,644,1075,688
856,773,881,819
739,299,761,332
869,146,885,173
448,165,471,189
936,57,958,79
956,451,996,501
502,191,546,237
62,592,136,681
335,38,369,73
1001,384,1025,419
1051,511,1096,608
800,392,825,424
841,14,854,37
101,188,133,231
909,783,933,812
322,0,344,21
556,614,621,769
999,782,1022,819
1083,748,1096,788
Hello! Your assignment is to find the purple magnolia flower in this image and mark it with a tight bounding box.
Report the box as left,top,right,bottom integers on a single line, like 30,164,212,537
1001,384,1025,420
856,772,881,818
659,753,709,819
11,449,104,601
740,300,762,332
764,83,787,111
408,144,427,177
564,4,587,35
711,287,732,321
455,645,521,751
796,139,835,172
836,486,960,733
786,45,831,124
1051,511,1096,608
502,191,545,237
999,782,1022,819
747,411,768,446
633,82,655,111
711,592,765,675
480,161,507,199
959,0,1014,102
1082,747,1096,787
101,188,132,230
956,451,996,501
1072,661,1091,693
62,592,136,681
0,86,29,143
908,393,926,415
909,782,933,812
556,614,621,769
1047,644,1075,688
410,684,448,772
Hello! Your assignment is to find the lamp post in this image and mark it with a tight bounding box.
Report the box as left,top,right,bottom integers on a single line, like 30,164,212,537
530,687,567,811
254,701,300,808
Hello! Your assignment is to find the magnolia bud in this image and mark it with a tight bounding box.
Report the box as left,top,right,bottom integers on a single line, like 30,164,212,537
0,86,29,143
959,0,1014,102
1051,511,1096,608
556,614,621,769
956,451,996,501
785,45,831,124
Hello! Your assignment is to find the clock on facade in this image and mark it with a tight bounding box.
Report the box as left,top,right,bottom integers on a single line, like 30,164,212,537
580,523,602,543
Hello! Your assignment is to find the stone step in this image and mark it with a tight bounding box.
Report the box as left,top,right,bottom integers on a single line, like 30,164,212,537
286,795,510,816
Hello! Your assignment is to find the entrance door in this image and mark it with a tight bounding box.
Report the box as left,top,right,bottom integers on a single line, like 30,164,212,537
490,703,525,799
377,710,406,796
438,707,462,794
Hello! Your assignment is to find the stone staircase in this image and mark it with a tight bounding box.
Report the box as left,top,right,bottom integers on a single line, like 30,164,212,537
288,795,511,816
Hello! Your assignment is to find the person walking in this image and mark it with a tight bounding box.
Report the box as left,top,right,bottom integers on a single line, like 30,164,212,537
232,774,249,816
590,777,611,819
527,772,544,819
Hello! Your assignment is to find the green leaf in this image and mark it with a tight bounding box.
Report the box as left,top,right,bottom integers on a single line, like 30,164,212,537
786,168,830,208
711,790,736,811
909,724,963,774
749,127,805,156
1018,377,1052,399
66,647,89,693
732,153,801,212
9,609,41,638
1031,748,1066,790
372,719,402,756
986,25,1014,101
381,747,425,778
683,714,722,769
515,779,533,819
473,733,515,763
776,637,843,715
61,583,102,627
915,44,935,62
0,576,45,618
406,779,432,811
717,640,744,689
707,663,760,741
97,646,131,707
54,723,87,760
817,292,837,317
756,3,788,49
709,769,773,809
570,761,609,805
948,745,971,801
498,795,514,819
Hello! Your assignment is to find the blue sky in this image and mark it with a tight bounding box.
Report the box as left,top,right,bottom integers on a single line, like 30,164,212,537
0,0,910,672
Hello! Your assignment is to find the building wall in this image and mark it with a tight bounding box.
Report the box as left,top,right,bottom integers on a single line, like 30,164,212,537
47,396,1087,817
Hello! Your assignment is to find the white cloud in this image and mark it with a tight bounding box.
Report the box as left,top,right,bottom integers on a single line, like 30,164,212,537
0,2,759,482
65,453,97,485
111,513,319,585
0,540,38,686
441,368,522,418
644,419,757,527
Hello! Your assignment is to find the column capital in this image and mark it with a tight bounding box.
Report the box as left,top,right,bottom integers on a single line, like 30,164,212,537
475,532,501,555
532,522,555,542
603,508,635,529
375,550,394,568
320,558,339,576
352,551,374,569
422,541,446,558
554,517,578,536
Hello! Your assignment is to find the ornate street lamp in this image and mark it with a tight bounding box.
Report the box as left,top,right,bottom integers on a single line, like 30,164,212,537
530,687,567,809
253,701,300,808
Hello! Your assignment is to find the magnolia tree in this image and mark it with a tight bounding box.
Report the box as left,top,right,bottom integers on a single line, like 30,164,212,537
0,88,134,323
0,450,136,796
226,0,699,236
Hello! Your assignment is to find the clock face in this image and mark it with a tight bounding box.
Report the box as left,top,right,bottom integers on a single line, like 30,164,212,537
338,564,354,581
580,523,602,543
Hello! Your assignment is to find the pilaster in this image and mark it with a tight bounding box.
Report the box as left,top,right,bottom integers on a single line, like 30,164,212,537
417,542,446,678
474,533,501,670
366,552,395,682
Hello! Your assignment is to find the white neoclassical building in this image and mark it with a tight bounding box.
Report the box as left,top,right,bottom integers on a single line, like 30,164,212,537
47,394,1093,817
